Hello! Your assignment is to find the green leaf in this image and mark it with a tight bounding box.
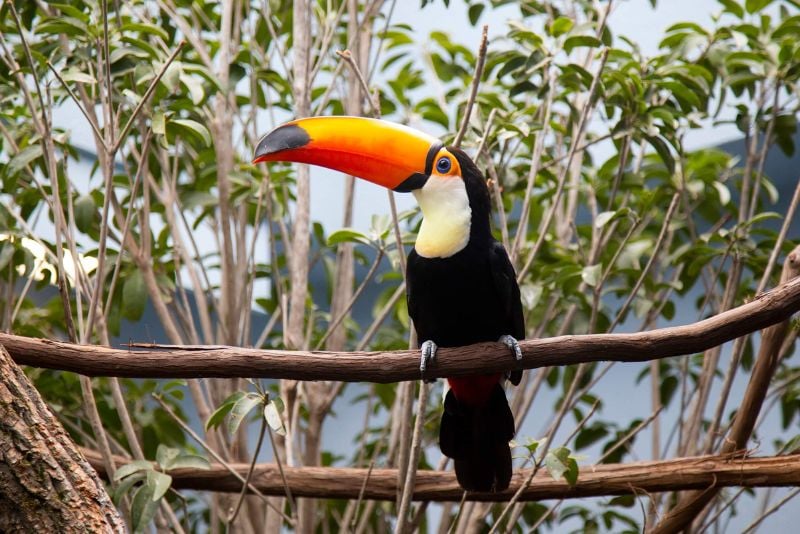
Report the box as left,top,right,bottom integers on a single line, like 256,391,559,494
544,448,567,480
719,0,745,17
37,16,88,37
544,447,579,486
523,438,540,455
152,111,166,136
206,391,245,431
74,194,95,233
166,454,211,470
264,398,286,436
181,73,206,105
60,68,96,84
8,145,43,175
147,470,172,502
564,35,602,54
549,16,573,37
467,3,484,25
113,460,154,481
712,182,731,205
575,424,609,450
645,135,675,175
50,3,90,21
122,269,147,321
327,228,372,247
131,483,159,533
169,118,212,146
156,445,180,470
228,392,262,436
120,22,170,41
112,471,146,504
745,0,773,13
508,21,543,48
581,264,602,287
595,208,630,228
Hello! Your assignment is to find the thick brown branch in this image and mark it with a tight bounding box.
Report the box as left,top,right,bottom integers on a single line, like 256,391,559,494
651,247,800,532
81,448,800,503
2,276,800,380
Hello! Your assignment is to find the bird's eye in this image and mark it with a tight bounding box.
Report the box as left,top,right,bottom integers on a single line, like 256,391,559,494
436,156,452,174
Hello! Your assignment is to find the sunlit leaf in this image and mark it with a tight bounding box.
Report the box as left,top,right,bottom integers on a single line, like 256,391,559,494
264,398,286,436
581,264,602,287
147,470,172,502
8,145,43,175
113,460,154,482
228,392,262,436
564,35,602,54
169,118,212,146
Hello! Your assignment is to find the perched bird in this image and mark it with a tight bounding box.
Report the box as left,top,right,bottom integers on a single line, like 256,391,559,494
254,116,524,492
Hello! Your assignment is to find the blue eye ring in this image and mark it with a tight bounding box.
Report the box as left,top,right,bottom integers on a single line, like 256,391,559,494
436,156,452,174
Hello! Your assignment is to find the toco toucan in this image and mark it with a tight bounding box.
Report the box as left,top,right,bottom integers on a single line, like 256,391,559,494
254,116,524,492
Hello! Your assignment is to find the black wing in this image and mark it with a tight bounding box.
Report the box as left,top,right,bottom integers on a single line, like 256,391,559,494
489,241,525,385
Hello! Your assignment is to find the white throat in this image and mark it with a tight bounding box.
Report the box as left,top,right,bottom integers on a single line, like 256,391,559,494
412,176,471,258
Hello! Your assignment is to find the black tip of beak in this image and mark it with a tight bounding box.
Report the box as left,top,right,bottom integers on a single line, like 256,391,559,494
253,124,311,162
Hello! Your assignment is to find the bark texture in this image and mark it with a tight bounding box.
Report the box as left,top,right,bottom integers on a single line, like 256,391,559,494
0,346,123,533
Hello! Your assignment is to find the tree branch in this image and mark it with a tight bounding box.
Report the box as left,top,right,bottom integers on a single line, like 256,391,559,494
81,448,800,503
651,247,800,533
2,275,800,380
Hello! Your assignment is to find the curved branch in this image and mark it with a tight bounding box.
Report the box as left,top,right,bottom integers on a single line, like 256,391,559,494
81,448,800,503
3,276,800,381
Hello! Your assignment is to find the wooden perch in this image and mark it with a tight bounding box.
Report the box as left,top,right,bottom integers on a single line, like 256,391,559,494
81,448,800,502
2,275,800,380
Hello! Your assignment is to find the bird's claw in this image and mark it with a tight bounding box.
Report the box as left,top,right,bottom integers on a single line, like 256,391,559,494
498,334,522,361
420,340,438,383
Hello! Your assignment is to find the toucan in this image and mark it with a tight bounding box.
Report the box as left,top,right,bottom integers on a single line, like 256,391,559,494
253,116,524,492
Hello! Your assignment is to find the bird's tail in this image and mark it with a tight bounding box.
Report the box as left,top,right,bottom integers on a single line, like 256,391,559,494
439,382,515,492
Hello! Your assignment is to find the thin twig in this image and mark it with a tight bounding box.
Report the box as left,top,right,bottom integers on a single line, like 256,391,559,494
609,192,680,330
111,41,186,154
46,62,108,151
228,414,268,523
315,249,384,350
349,459,377,533
742,488,800,533
395,382,429,533
453,25,489,148
266,405,298,523
356,282,406,351
598,406,665,464
336,49,381,116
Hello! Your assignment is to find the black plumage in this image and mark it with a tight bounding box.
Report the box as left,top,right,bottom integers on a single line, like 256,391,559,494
406,148,524,492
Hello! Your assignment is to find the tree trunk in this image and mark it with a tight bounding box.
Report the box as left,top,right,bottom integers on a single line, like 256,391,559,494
0,345,123,532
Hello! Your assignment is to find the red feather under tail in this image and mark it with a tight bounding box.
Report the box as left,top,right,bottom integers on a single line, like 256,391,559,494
439,382,515,492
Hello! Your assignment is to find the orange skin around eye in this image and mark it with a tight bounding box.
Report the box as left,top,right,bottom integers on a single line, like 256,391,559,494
432,149,462,179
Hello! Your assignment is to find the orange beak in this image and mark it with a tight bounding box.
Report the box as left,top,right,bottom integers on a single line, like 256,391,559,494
253,116,442,192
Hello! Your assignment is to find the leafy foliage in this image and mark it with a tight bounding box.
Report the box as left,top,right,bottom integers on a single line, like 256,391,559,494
1,0,800,532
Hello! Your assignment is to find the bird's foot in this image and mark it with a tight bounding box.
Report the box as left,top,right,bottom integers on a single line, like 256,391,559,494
498,334,523,361
499,335,523,385
419,340,438,383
